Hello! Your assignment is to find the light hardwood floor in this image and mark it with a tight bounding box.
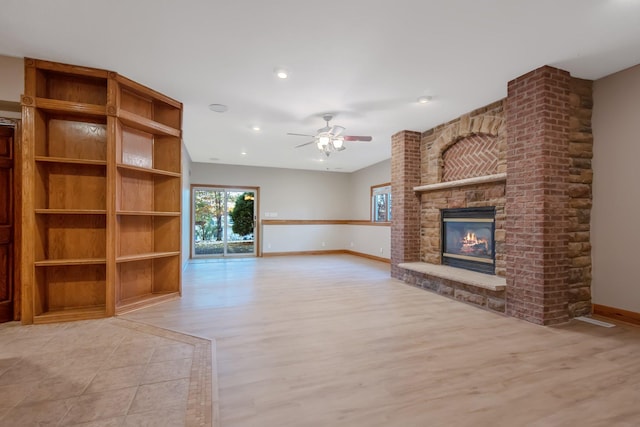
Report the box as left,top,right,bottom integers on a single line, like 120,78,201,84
123,255,640,427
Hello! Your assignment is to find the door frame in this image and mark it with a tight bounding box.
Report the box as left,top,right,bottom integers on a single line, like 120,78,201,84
190,184,260,258
0,117,21,321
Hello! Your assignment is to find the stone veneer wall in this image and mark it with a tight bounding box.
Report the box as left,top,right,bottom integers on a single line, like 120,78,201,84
420,101,507,277
391,65,593,325
567,78,594,317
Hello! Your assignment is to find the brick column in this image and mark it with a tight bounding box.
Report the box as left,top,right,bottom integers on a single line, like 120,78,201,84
391,130,422,279
505,66,571,325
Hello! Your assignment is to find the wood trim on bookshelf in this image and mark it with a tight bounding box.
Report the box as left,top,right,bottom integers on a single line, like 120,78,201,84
115,74,182,109
35,209,107,215
116,163,181,177
115,292,180,315
34,258,107,266
27,58,110,79
593,304,640,326
116,211,180,216
118,110,181,137
34,98,107,116
106,114,116,317
35,156,107,166
116,251,181,263
20,104,35,324
33,306,106,324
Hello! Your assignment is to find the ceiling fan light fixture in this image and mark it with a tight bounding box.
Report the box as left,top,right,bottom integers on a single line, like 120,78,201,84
289,114,372,157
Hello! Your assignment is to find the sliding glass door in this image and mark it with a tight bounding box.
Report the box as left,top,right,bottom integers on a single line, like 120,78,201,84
192,187,257,257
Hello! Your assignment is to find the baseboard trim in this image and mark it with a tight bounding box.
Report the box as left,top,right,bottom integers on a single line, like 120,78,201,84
263,250,345,257
262,249,390,264
344,250,390,264
593,304,640,326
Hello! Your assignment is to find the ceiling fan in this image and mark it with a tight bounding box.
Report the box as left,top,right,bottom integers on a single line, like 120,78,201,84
288,114,373,157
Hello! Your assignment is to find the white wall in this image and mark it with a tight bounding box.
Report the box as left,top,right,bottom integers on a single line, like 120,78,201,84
0,55,23,118
181,144,192,269
262,225,347,253
262,224,390,258
592,63,640,313
346,224,390,258
0,55,23,101
191,162,352,220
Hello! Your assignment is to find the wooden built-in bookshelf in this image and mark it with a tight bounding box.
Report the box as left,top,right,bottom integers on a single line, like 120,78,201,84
21,58,182,324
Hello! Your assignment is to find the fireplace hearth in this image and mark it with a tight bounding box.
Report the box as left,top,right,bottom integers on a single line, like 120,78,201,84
442,207,496,274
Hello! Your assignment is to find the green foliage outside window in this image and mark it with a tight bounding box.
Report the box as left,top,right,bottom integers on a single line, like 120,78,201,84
230,192,255,236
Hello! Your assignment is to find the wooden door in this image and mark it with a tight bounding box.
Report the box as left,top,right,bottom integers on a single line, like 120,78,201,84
0,125,15,322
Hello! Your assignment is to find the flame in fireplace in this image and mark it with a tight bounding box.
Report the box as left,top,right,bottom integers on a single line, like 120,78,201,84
461,231,488,254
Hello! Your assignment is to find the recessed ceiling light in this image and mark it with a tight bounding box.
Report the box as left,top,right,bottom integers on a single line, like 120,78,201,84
241,151,247,156
209,157,219,161
209,104,228,113
274,67,289,79
252,126,261,131
417,96,432,104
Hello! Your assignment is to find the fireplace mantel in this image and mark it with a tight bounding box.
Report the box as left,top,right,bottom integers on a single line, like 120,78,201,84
413,173,507,193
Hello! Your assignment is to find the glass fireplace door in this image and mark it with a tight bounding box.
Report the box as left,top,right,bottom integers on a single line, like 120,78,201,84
442,207,495,274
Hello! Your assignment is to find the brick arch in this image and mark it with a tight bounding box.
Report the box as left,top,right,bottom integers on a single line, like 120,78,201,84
430,114,503,181
442,134,498,181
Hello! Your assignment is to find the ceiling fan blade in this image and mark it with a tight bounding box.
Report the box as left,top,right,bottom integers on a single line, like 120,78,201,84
295,140,315,148
343,135,373,142
287,132,316,137
330,125,345,137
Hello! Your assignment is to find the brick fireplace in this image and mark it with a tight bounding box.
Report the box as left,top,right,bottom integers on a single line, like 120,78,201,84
391,66,593,325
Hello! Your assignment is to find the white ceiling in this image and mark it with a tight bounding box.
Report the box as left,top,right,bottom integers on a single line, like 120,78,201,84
1,0,640,172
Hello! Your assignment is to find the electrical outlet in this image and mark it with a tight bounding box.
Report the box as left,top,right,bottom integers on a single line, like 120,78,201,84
379,247,384,254
267,243,271,249
321,241,326,247
350,242,354,247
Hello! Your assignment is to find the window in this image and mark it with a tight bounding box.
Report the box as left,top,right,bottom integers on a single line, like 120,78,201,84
371,183,391,222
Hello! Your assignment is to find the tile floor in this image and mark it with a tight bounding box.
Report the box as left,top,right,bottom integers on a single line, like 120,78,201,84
0,318,213,426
